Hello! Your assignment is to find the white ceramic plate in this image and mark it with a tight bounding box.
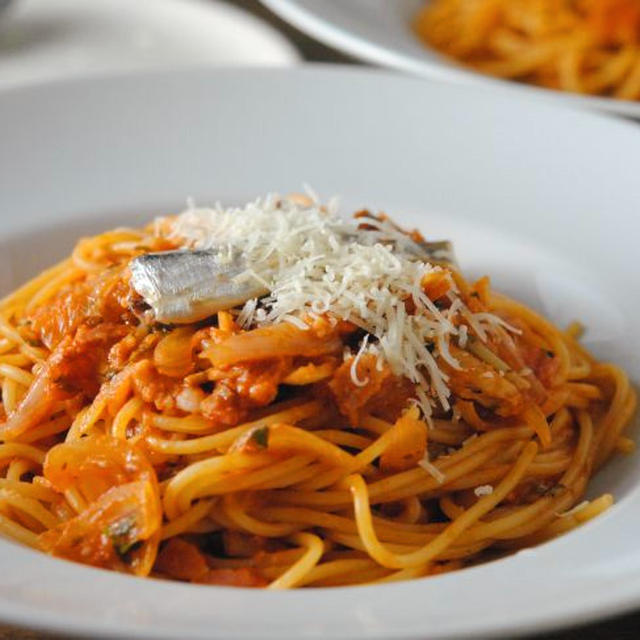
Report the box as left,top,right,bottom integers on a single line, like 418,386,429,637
0,0,299,88
1,67,640,639
262,0,640,119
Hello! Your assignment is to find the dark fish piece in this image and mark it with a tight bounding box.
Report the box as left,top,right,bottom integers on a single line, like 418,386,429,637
413,239,457,267
348,227,457,267
129,250,268,324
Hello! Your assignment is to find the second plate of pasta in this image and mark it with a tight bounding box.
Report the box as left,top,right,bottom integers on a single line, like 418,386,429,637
263,0,640,118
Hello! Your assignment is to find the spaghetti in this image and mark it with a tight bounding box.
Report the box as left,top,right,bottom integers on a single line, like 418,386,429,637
0,193,635,589
415,0,640,101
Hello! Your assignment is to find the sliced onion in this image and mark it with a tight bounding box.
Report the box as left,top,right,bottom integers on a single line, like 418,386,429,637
153,327,195,378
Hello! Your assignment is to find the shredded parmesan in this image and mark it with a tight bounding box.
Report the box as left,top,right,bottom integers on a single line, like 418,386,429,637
474,485,494,497
168,192,508,416
457,324,469,349
350,334,371,387
419,455,446,484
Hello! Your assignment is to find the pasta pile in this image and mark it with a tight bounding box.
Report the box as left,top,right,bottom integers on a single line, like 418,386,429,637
0,200,636,588
415,0,640,100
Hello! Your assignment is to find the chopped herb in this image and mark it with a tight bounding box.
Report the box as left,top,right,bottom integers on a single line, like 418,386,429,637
230,425,272,454
534,481,565,497
105,515,139,558
251,426,270,449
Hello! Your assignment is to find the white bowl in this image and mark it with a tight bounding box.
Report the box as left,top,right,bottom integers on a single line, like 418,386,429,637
0,67,639,639
262,0,640,119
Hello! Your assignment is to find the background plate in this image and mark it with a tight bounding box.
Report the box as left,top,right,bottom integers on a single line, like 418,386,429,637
0,0,299,88
262,0,640,119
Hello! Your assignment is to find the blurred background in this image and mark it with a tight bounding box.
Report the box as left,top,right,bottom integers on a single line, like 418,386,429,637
0,0,351,88
0,0,637,638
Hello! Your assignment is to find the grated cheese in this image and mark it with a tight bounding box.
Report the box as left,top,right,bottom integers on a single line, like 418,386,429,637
168,192,508,416
474,485,494,497
457,323,469,349
350,334,371,388
419,455,446,484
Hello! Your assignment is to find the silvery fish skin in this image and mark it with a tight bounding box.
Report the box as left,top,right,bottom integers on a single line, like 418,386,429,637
351,228,457,267
413,239,457,267
129,249,268,324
